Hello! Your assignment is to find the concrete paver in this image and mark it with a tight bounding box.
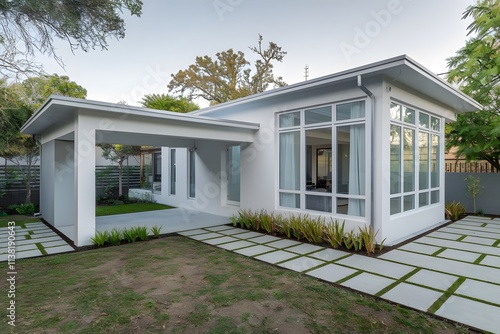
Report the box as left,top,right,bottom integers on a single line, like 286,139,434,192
406,269,458,291
381,283,442,311
341,272,395,295
218,240,256,250
435,296,500,333
336,254,415,279
255,250,297,264
278,257,324,272
437,248,481,263
455,279,500,306
480,255,500,268
307,263,358,283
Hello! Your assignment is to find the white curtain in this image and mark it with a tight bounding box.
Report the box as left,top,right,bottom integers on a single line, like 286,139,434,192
279,130,300,207
348,102,366,216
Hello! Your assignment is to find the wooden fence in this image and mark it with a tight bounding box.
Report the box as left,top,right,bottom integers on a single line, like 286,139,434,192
445,160,499,173
1,165,141,207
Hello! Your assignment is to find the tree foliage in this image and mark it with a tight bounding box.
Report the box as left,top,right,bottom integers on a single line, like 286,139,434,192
446,0,500,170
141,93,199,113
98,144,142,196
168,34,287,104
0,74,87,203
0,0,143,79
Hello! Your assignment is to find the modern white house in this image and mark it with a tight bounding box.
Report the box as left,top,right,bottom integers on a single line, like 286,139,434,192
21,55,481,247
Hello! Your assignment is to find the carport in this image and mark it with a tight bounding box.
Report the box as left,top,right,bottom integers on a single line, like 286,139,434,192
21,96,259,246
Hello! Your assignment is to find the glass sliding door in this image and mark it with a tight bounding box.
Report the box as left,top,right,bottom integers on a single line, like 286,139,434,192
188,149,195,198
227,145,240,203
169,149,176,195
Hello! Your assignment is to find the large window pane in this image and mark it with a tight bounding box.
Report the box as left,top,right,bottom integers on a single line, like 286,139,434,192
419,132,429,190
306,194,332,212
390,125,401,194
306,128,332,191
431,134,439,188
404,129,415,192
336,101,365,121
279,131,300,191
279,112,300,128
337,197,365,217
337,125,365,196
305,106,331,124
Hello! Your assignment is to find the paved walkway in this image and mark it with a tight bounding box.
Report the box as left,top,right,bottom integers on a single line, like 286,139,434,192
0,222,75,261
179,216,500,333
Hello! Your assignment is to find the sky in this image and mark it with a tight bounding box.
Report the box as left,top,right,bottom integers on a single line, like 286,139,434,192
38,0,475,108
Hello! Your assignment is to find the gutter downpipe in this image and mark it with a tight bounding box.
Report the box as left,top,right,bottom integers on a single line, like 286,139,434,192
357,75,375,230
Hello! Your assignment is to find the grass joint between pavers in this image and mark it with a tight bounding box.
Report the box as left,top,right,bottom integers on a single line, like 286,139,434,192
336,270,363,285
35,243,48,255
431,248,446,257
375,268,421,297
474,253,487,265
427,277,466,313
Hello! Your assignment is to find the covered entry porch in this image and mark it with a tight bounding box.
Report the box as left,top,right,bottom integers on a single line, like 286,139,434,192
21,96,259,246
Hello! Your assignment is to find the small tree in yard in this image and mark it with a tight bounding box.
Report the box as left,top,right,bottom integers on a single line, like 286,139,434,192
98,144,141,197
465,175,482,214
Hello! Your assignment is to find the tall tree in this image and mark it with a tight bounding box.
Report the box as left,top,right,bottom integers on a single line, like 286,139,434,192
98,144,142,197
141,94,199,113
446,0,500,170
0,74,87,203
0,0,143,79
168,34,287,104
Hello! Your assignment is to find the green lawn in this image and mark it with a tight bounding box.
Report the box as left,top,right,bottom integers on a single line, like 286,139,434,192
95,202,173,217
0,215,39,228
0,203,172,226
0,236,472,334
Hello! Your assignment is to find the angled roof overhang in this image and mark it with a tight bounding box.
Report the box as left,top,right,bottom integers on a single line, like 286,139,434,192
21,96,260,144
191,55,482,116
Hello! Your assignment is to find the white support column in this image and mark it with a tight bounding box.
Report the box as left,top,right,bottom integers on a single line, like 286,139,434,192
74,114,96,246
40,141,55,225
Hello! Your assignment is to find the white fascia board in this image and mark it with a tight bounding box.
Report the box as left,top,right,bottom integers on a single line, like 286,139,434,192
21,95,260,135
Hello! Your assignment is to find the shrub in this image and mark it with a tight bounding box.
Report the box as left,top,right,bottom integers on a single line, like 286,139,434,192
150,225,162,237
289,214,304,240
108,228,122,246
324,219,345,249
277,215,292,238
260,210,278,234
122,227,138,243
9,203,36,215
300,216,324,244
91,231,109,247
358,225,378,254
445,201,466,221
135,226,148,241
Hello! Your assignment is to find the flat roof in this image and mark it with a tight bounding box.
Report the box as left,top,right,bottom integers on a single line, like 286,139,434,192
21,95,260,135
